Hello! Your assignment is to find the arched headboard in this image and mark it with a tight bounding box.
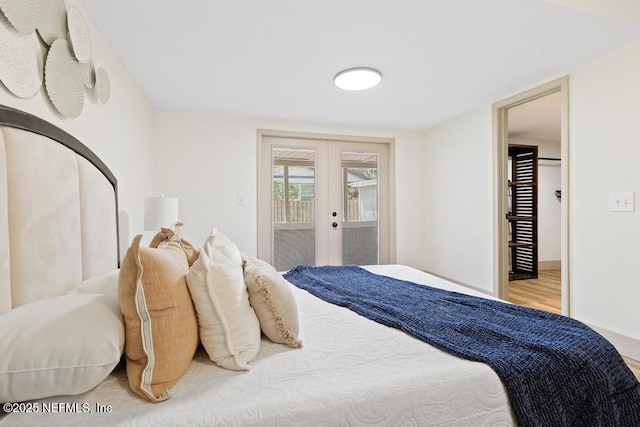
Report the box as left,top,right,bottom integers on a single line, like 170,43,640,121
0,105,119,314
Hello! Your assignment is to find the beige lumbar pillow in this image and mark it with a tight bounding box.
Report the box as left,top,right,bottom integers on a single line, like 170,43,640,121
187,242,261,370
243,255,302,348
150,227,199,267
118,234,198,402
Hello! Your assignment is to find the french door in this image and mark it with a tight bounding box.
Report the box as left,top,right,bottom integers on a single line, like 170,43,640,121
257,132,392,271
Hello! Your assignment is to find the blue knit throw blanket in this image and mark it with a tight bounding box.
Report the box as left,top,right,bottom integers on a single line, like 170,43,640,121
284,265,640,427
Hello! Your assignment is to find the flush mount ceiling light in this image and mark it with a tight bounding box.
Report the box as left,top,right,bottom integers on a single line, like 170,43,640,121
334,67,382,91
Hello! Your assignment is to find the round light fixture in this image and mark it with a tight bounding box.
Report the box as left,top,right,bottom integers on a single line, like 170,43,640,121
334,67,381,91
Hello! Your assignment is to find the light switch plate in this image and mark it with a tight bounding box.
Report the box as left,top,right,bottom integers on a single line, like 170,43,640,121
609,192,634,212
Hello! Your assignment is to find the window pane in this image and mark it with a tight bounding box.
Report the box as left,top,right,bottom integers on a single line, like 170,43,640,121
342,152,378,265
272,148,316,271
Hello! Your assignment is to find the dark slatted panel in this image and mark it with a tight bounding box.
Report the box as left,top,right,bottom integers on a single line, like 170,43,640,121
509,146,538,280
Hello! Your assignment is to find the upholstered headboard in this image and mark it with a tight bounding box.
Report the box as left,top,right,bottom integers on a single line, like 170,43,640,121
0,105,119,314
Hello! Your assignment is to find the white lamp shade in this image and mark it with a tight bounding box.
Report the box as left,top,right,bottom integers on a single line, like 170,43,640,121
144,196,178,231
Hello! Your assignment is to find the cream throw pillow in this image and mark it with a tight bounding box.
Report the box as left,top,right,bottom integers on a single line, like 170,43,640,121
67,269,119,295
204,229,242,266
187,242,261,370
0,293,124,402
243,256,302,348
118,234,198,402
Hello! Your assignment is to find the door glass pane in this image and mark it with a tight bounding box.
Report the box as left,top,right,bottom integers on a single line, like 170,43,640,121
272,147,316,271
342,151,378,265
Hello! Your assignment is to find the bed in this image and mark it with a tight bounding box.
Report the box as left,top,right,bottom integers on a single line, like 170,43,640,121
0,105,638,426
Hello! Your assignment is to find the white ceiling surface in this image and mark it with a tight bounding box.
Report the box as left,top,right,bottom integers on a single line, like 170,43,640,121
508,91,561,141
78,0,640,130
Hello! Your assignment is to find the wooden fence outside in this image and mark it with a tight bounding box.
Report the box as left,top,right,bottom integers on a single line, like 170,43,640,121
273,200,363,222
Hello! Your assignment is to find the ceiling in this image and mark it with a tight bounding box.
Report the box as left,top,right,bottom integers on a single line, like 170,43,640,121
508,91,561,141
78,0,640,130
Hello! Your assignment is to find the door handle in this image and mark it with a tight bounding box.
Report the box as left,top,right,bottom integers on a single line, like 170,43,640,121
332,222,338,228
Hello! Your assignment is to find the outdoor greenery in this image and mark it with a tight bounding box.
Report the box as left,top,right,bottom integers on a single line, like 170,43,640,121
273,181,314,201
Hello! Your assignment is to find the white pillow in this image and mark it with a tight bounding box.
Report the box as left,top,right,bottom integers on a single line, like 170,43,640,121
0,293,124,402
67,269,119,295
187,243,261,370
243,255,302,348
204,229,242,266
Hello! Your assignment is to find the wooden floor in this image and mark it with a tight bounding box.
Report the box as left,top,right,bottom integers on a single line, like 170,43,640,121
508,269,640,380
508,269,561,314
623,356,640,381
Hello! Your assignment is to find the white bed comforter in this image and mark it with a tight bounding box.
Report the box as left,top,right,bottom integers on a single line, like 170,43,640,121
2,265,514,426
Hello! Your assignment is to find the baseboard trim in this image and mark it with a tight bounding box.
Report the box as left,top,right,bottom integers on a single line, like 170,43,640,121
539,260,561,270
421,269,493,296
586,322,640,361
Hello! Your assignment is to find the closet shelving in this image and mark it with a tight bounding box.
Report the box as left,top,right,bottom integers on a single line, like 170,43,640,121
508,145,538,280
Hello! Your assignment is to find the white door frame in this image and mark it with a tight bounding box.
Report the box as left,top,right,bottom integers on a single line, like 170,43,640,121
492,76,570,315
257,129,396,266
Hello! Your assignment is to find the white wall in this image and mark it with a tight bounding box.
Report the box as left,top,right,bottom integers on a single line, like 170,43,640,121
421,41,640,356
0,1,154,257
152,110,426,268
568,41,640,346
422,106,495,292
509,138,562,264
